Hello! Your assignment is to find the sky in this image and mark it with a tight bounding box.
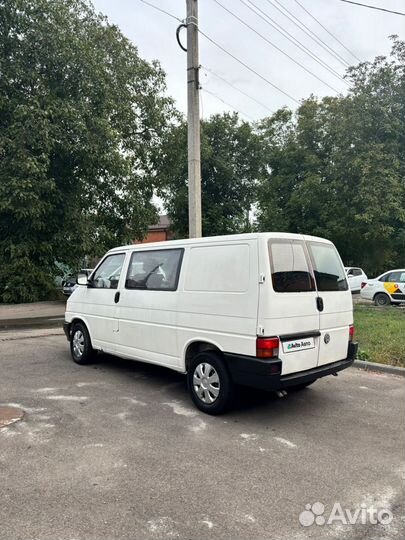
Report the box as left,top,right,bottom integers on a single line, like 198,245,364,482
92,0,405,120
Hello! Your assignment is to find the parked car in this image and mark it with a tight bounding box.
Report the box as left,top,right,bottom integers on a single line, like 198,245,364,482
360,269,405,306
344,267,368,293
63,233,357,414
63,269,93,296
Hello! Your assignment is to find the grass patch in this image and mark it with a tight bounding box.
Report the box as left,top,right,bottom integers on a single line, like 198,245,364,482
354,304,405,367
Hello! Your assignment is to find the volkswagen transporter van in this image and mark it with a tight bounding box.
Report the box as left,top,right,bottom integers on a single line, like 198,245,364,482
64,233,358,414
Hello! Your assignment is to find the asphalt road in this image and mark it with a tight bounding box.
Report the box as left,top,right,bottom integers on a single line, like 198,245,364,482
1,334,404,540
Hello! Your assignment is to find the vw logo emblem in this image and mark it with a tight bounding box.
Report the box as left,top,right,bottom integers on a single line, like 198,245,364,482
324,333,330,344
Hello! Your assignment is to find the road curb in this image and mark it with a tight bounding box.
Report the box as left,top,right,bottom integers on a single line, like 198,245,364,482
353,359,405,377
0,316,64,330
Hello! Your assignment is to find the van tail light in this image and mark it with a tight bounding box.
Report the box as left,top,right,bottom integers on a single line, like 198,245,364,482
256,337,279,359
349,324,355,341
361,282,367,289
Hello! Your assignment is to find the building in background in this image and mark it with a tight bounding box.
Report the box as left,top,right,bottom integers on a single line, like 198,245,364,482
136,215,173,244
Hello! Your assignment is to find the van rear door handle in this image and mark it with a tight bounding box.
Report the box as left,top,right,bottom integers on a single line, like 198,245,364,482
316,297,324,312
114,291,120,304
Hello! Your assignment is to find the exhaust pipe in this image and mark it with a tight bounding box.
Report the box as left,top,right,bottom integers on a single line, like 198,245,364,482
276,390,288,398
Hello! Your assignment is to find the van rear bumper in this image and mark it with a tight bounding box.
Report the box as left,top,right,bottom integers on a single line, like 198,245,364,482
224,342,358,391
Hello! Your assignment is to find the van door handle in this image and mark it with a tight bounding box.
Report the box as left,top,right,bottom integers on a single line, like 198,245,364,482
114,291,120,304
316,297,324,312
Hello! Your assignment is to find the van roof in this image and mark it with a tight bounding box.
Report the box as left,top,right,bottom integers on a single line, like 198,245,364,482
108,232,332,253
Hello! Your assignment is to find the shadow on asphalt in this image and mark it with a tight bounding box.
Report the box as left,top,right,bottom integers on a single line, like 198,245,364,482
92,352,296,413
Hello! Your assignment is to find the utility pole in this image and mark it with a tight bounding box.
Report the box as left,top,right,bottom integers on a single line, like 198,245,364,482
186,0,202,238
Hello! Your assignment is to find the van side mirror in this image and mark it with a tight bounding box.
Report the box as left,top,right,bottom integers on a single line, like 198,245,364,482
77,273,88,286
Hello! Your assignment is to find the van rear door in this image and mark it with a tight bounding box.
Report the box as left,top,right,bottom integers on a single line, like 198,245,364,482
261,238,320,375
305,240,352,367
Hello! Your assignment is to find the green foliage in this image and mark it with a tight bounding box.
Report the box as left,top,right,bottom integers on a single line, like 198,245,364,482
157,113,263,238
0,0,175,302
357,349,370,361
256,37,405,276
354,304,405,366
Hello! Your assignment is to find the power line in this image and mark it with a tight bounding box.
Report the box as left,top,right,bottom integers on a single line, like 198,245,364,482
211,0,341,93
197,27,300,104
201,65,275,114
337,0,405,16
138,0,182,22
292,0,362,63
202,88,255,121
266,0,352,67
138,0,298,107
240,0,349,85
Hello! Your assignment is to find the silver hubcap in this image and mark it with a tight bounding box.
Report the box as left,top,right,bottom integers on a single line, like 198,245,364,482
193,362,220,403
73,330,85,357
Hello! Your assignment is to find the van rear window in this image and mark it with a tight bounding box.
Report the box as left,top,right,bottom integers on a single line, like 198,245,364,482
307,242,348,291
269,241,315,293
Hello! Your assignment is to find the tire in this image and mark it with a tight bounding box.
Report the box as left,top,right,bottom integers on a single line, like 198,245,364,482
289,380,316,391
187,352,234,415
374,293,390,307
70,322,95,365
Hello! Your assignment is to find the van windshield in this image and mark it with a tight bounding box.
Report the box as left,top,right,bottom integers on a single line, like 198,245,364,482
307,242,348,291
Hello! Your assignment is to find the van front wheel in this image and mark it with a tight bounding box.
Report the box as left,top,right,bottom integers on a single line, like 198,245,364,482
70,322,95,365
187,352,234,415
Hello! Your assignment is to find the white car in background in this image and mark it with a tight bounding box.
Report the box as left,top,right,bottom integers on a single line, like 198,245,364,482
344,267,367,293
360,269,405,306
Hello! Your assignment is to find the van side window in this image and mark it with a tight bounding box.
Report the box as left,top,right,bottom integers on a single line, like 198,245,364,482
269,241,315,293
91,253,125,289
307,243,348,291
125,249,183,291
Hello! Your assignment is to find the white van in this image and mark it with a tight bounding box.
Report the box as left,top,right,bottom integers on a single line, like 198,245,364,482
64,233,357,414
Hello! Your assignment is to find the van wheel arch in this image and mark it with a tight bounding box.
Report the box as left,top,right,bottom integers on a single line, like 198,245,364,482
69,317,91,339
184,341,223,373
69,317,93,342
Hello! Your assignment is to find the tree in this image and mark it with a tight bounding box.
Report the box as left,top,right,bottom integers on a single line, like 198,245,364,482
157,113,263,238
0,0,175,302
257,38,405,275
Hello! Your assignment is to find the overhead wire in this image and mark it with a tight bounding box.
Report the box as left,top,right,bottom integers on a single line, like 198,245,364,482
292,0,362,63
211,0,342,93
337,0,405,16
239,0,349,85
265,0,352,67
201,88,255,121
197,27,300,104
138,0,298,106
138,0,182,22
201,65,275,114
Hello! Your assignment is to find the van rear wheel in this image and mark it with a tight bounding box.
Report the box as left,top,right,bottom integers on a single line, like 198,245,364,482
187,352,234,415
70,322,95,365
